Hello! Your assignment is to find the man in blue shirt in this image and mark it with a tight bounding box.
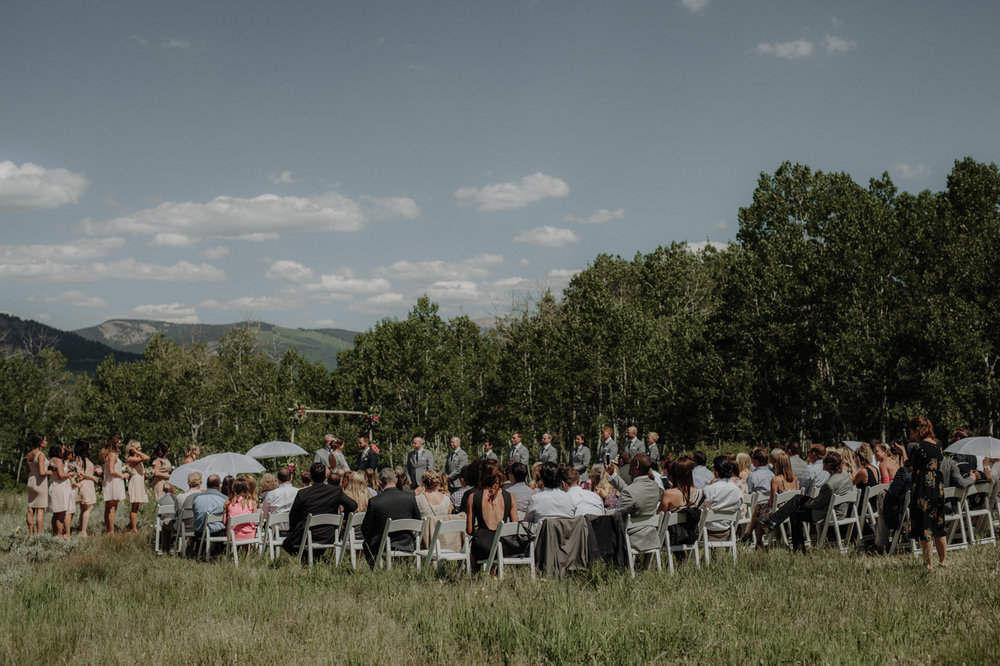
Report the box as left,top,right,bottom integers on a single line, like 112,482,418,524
747,447,775,494
192,474,226,537
798,444,830,497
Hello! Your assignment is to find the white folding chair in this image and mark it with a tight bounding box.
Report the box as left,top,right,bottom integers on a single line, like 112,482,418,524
153,503,175,554
860,483,889,534
341,510,366,570
662,510,701,574
816,488,860,553
963,481,996,546
887,490,911,555
333,511,360,567
297,513,343,567
262,511,290,561
737,493,759,542
483,520,536,580
625,513,663,578
417,518,472,575
175,508,195,556
701,508,739,565
226,512,263,567
201,513,228,561
376,518,425,570
942,486,970,551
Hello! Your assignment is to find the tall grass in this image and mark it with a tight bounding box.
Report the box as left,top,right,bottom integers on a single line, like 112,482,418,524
1,490,998,665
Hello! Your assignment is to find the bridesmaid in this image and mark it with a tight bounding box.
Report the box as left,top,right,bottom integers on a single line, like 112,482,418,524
25,433,50,536
125,440,150,533
101,435,127,533
183,445,200,465
74,439,99,536
150,441,173,501
47,442,75,539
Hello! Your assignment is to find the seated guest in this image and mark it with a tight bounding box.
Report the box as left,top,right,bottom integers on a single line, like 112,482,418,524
261,467,298,530
224,477,259,542
454,462,479,512
691,451,713,489
874,441,901,484
587,463,621,512
746,447,774,494
523,462,575,523
283,464,358,557
611,454,663,553
852,444,879,515
505,462,535,516
734,452,752,494
786,441,807,479
192,474,227,539
415,471,452,519
782,451,852,553
874,456,912,551
749,451,799,546
658,457,703,513
174,472,203,521
361,468,421,567
798,444,829,497
562,467,604,517
700,454,744,539
465,459,518,569
259,473,279,502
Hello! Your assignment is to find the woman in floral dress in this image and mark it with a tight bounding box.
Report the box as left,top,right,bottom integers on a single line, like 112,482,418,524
901,415,946,573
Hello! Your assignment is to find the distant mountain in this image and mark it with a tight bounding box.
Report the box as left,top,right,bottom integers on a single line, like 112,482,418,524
0,313,142,372
74,319,357,369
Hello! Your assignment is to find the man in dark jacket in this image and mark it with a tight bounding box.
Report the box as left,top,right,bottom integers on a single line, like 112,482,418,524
361,467,421,567
282,464,358,557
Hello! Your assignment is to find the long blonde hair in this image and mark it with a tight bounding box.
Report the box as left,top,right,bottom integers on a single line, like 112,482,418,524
343,472,369,511
100,435,121,464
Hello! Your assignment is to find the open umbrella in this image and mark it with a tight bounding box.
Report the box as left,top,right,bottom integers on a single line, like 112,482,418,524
944,436,1000,458
842,440,864,452
167,452,265,490
245,440,308,459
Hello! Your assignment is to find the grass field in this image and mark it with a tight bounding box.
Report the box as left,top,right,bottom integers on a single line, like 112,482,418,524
2,491,998,665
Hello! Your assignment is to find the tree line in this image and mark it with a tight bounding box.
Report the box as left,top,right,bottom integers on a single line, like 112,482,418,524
1,157,997,485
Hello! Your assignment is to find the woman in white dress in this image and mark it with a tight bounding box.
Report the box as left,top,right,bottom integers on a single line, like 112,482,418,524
125,440,149,533
101,435,127,534
47,443,75,539
25,433,50,536
328,437,351,474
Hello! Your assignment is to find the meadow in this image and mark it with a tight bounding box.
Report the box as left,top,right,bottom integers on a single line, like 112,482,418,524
2,491,998,665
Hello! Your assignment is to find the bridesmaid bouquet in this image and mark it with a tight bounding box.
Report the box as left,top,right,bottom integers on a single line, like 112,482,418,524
94,465,103,476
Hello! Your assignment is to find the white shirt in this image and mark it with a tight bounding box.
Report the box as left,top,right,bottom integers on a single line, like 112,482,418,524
565,485,604,517
262,483,299,526
700,478,743,532
692,465,714,489
524,487,576,523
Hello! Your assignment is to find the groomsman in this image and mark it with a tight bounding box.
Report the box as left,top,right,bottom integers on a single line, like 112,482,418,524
570,433,591,475
480,440,498,462
507,431,530,467
406,437,434,489
624,426,644,458
598,427,618,465
444,436,468,492
645,432,660,465
537,432,558,464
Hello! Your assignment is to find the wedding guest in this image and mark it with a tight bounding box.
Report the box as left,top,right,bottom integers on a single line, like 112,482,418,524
183,445,200,465
101,435,127,534
125,440,149,533
416,471,452,519
74,439,99,536
901,416,947,572
658,457,703,513
587,463,621,512
47,442,75,539
874,441,901,484
224,477,259,542
150,441,173,501
505,462,535,515
465,459,518,569
364,468,379,496
25,433,50,536
691,451,713,489
261,467,299,531
750,451,799,547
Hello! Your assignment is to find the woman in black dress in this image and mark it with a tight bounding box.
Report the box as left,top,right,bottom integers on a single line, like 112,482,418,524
464,459,518,569
901,415,946,573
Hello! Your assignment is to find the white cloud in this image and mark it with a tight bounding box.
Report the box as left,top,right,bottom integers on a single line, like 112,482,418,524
0,238,124,264
494,277,529,288
129,34,150,46
131,303,199,324
376,254,504,281
519,258,530,267
365,292,407,306
267,170,297,185
711,219,728,230
687,240,728,252
312,318,337,327
513,226,580,248
0,161,90,213
428,280,479,301
547,268,580,280
309,273,392,294
892,162,931,180
198,299,222,308
150,233,196,247
202,245,229,260
162,38,192,49
755,39,815,60
93,259,225,282
81,191,420,241
824,35,857,55
266,260,314,283
563,208,624,225
680,0,710,13
454,172,569,212
221,296,293,311
27,290,107,308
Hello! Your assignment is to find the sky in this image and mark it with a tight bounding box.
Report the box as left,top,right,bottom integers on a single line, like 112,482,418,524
2,1,999,332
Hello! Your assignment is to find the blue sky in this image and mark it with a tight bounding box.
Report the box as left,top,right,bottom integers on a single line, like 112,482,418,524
2,1,999,331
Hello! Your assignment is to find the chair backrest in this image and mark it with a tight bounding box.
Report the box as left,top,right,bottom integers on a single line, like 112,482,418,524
943,486,967,501
434,519,468,536
157,503,176,517
967,482,992,500
703,507,739,525
626,513,661,530
663,511,686,528
267,511,290,528
229,512,261,528
771,489,801,507
831,487,859,507
386,518,424,535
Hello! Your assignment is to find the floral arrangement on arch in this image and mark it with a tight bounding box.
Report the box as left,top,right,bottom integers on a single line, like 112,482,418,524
363,411,380,428
292,404,307,423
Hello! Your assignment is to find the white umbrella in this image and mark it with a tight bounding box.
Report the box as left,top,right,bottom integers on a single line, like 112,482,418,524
167,452,265,490
842,440,864,452
245,440,308,459
944,436,1000,458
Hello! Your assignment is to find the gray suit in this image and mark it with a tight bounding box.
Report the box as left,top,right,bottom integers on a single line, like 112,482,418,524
537,445,558,465
597,438,618,465
624,437,644,458
444,448,469,492
570,445,591,474
610,475,663,551
406,448,434,488
507,443,530,467
809,471,853,522
481,450,498,462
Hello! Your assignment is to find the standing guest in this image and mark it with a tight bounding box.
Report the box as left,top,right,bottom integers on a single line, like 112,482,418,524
480,440,499,462
183,445,200,465
537,433,558,464
465,459,518,569
507,431,530,467
124,440,149,533
901,416,947,573
74,439,99,537
314,434,335,468
623,426,644,458
597,427,618,466
224,477,259,543
747,447,775,494
261,467,299,530
101,435,127,534
570,433,591,475
874,441,901,484
562,467,604,517
645,432,661,466
192,474,227,544
786,442,808,479
406,437,434,489
361,467,420,566
505,462,535,515
798,444,830,497
363,468,379,497
445,436,469,492
357,436,378,471
415,471,452,519
47,442,75,539
25,433,50,536
329,437,351,473
691,451,714,489
150,441,173,501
